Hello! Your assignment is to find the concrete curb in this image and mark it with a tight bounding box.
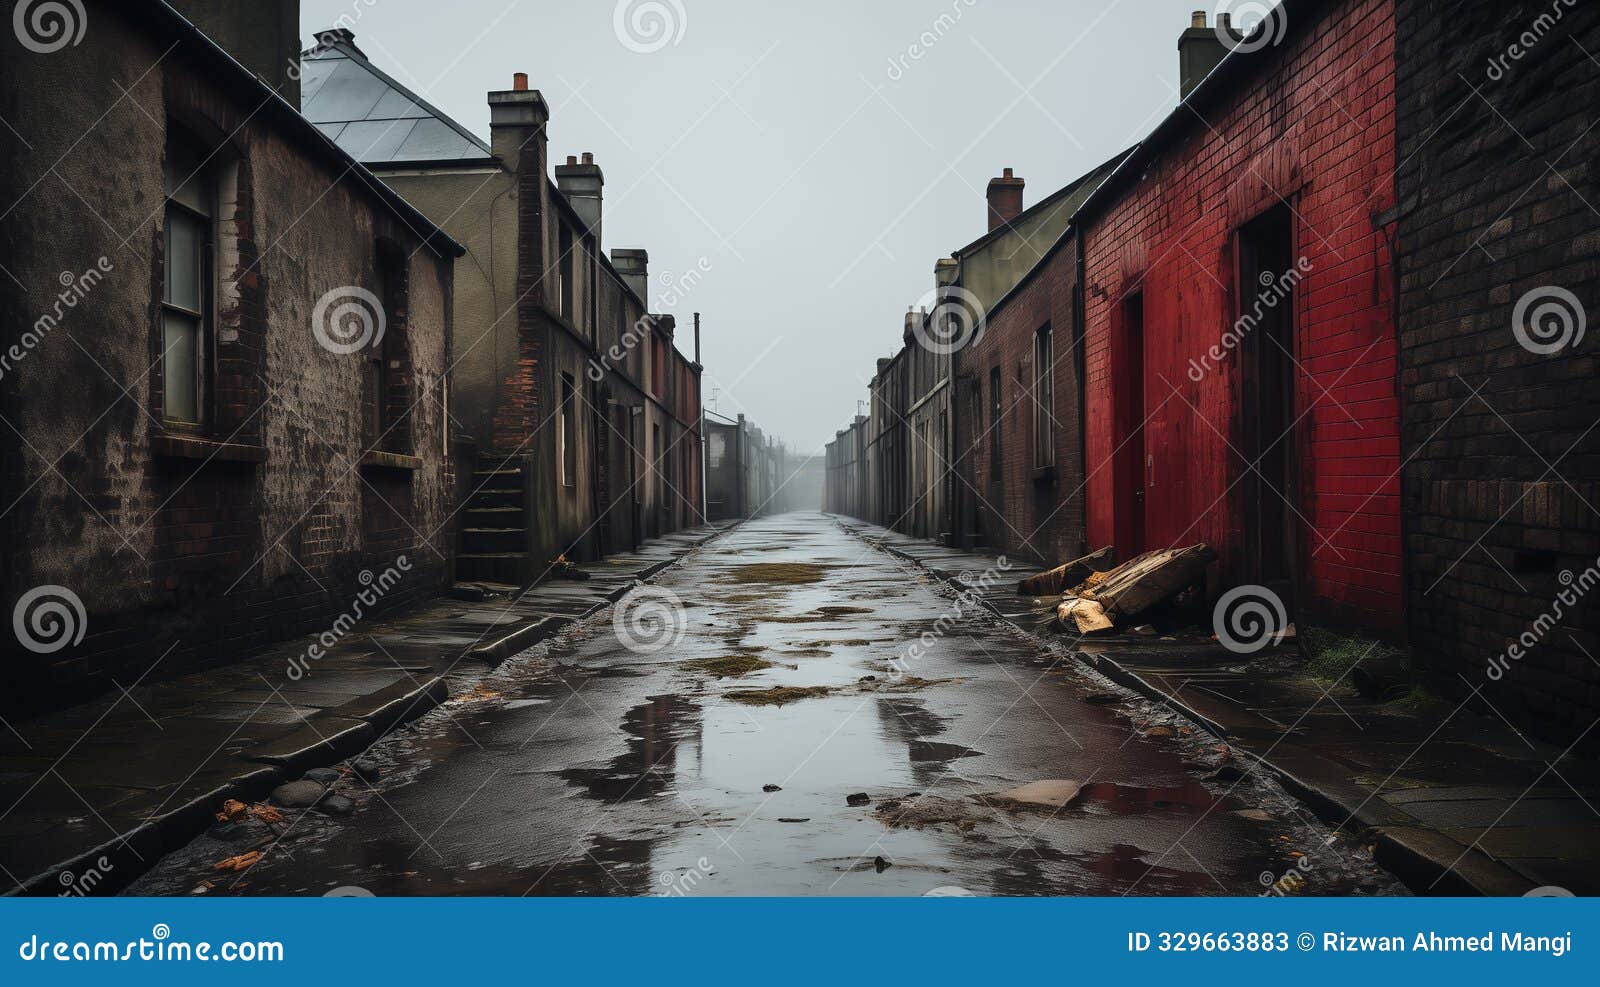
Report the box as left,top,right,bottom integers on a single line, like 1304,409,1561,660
468,523,733,665
468,616,573,665
8,674,448,898
840,519,1532,898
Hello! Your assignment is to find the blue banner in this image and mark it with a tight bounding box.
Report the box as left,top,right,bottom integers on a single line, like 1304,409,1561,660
1,897,1589,984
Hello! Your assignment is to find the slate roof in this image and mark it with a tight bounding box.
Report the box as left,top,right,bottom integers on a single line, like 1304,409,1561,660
300,33,494,165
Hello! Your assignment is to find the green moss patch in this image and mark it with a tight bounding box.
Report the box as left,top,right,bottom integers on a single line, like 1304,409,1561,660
684,655,772,678
725,686,834,706
726,563,828,585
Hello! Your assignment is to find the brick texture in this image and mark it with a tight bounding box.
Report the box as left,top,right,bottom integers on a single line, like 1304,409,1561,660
1081,0,1403,633
1395,0,1600,745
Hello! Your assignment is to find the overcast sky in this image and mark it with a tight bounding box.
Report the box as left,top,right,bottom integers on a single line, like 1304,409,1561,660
300,0,1227,454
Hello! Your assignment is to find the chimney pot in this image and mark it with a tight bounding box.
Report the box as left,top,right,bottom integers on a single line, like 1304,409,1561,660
556,152,606,242
513,71,529,91
1179,12,1232,98
986,168,1026,232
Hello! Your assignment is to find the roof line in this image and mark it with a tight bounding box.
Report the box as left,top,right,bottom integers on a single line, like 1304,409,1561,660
149,0,463,257
1070,0,1324,229
303,37,493,157
953,147,1134,258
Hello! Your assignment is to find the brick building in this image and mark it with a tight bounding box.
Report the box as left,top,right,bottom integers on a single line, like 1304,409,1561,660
1395,0,1600,742
950,157,1127,563
300,32,704,584
705,412,811,520
0,0,462,706
825,416,869,518
1077,0,1403,635
866,348,910,528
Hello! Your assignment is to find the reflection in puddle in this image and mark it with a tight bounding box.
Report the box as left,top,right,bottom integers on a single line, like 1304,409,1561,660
559,695,701,802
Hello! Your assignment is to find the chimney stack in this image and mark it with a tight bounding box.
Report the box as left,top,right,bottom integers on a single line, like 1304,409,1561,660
611,248,649,302
986,167,1025,232
488,72,549,174
1179,10,1234,99
555,151,605,243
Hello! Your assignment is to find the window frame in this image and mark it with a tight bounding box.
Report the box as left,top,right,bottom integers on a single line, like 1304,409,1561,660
558,372,577,488
988,366,1002,481
1033,323,1055,469
160,147,215,430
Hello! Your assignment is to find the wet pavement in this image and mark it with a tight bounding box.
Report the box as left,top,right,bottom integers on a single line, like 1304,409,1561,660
130,513,1403,897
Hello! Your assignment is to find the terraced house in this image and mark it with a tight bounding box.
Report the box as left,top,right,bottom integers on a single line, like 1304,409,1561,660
0,0,462,705
300,30,705,585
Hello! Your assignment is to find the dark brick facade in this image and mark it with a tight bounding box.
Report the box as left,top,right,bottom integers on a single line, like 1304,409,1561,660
955,234,1087,566
1395,0,1600,745
0,1,460,711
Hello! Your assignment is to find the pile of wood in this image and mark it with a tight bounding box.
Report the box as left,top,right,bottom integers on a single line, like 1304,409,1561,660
1054,544,1216,634
1016,547,1115,597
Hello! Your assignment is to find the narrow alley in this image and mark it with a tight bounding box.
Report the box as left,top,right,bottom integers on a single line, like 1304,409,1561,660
132,514,1399,897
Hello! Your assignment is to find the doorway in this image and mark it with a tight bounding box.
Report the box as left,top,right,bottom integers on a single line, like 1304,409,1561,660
1112,292,1146,556
1236,204,1299,608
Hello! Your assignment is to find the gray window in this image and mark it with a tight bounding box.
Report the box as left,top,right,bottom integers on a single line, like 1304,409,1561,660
1034,324,1054,468
162,141,213,426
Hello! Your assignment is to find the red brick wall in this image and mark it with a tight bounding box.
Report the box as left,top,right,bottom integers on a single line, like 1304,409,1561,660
1081,0,1402,632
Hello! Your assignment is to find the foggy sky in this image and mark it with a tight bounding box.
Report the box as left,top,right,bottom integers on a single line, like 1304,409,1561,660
300,0,1226,454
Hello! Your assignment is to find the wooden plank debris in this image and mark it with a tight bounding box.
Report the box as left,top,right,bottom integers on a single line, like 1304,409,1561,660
1016,546,1115,597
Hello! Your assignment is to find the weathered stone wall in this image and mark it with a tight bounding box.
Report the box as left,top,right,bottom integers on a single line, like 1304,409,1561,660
0,2,455,709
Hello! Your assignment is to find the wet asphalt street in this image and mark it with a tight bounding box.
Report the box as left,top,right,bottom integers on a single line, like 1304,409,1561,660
132,513,1402,897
